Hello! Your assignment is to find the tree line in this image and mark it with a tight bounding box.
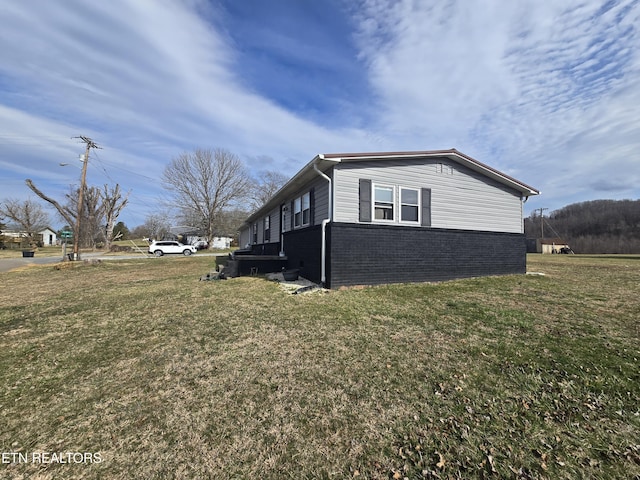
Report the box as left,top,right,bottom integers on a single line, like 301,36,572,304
525,199,640,254
1,147,287,250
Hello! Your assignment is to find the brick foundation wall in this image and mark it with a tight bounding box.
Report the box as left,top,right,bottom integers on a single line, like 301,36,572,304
327,222,526,288
282,226,323,283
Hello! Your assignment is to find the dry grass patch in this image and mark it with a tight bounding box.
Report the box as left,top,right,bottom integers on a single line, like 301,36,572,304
0,255,638,479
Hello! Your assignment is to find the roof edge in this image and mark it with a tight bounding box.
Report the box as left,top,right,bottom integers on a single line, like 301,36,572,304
324,149,540,196
242,149,540,228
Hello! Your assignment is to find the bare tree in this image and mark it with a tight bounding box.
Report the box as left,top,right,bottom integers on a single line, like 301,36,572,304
133,214,172,241
26,179,75,228
214,208,250,239
27,179,129,249
250,170,289,211
66,185,103,249
101,184,129,250
162,148,251,243
0,198,50,247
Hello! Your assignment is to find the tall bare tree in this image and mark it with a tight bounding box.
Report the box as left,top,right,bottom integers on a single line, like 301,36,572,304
250,170,289,211
101,184,129,250
162,148,251,243
0,198,50,247
26,179,129,249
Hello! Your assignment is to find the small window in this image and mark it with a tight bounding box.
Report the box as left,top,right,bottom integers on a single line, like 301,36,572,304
374,185,394,221
252,223,258,244
294,197,302,227
302,192,310,225
294,192,311,228
400,188,419,223
264,215,270,242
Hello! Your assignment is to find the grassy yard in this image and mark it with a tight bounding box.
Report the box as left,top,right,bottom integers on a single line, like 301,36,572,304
0,246,66,259
0,255,638,479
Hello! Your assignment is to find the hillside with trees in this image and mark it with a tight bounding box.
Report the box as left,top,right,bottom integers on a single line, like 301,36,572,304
525,199,640,253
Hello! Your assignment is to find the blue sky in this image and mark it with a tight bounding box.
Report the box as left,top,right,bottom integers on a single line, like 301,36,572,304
1,0,639,228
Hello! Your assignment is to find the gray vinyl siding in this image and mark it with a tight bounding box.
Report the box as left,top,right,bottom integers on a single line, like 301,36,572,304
239,226,250,247
281,176,329,233
333,158,524,234
261,207,279,243
240,208,280,246
269,207,280,241
314,177,330,223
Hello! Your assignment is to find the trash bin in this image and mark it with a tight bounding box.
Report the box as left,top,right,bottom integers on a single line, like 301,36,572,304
282,269,299,281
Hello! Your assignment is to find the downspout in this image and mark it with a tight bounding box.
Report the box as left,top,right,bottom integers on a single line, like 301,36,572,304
279,203,285,256
313,157,331,286
521,195,528,234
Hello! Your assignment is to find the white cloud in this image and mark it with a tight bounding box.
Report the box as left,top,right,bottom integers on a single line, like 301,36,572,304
0,0,380,224
353,0,640,212
1,0,638,227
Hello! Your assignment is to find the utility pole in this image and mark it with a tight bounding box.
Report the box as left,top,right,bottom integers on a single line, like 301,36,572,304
71,136,101,261
535,207,548,239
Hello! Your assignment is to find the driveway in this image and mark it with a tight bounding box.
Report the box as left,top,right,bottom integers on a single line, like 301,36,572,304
0,255,65,273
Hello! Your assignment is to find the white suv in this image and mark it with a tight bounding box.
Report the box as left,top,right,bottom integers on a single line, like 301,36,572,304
148,241,197,257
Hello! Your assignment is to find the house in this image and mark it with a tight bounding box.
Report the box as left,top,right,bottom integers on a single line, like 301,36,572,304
1,227,58,247
39,227,57,246
239,149,540,288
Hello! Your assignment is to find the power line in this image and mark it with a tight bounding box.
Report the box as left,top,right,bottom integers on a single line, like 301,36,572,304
91,150,117,184
91,155,158,182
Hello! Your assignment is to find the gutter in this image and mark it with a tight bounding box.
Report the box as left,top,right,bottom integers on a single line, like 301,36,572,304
313,155,332,286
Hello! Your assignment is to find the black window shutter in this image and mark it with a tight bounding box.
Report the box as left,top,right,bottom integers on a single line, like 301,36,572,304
359,179,372,222
290,200,294,230
309,188,315,225
421,188,431,227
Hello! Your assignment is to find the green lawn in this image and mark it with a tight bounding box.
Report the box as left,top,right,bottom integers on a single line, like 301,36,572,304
0,255,638,479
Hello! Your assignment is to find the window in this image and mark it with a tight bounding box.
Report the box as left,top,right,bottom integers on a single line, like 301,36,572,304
302,193,310,225
264,215,270,242
360,178,430,227
294,192,311,228
252,223,257,244
400,188,419,223
374,185,394,221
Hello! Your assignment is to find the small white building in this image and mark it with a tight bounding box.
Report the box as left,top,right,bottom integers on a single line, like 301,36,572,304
2,227,57,246
39,227,57,246
211,236,232,249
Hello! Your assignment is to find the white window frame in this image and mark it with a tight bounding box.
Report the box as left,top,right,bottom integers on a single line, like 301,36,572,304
399,187,420,224
294,192,311,228
372,184,395,223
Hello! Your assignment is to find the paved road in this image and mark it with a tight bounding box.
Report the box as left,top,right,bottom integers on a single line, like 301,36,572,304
0,252,220,273
0,255,64,273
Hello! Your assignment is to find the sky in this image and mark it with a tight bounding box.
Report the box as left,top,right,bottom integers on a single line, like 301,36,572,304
1,0,639,229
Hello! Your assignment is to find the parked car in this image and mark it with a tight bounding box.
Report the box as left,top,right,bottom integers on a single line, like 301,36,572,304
148,241,197,257
192,240,209,250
